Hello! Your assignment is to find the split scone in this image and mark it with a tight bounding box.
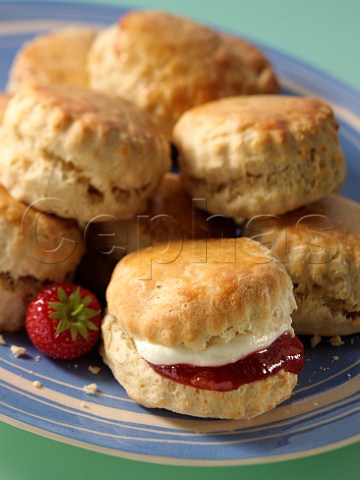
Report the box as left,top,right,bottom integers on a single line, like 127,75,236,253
78,172,236,297
0,83,170,226
245,194,360,337
102,238,304,419
173,95,346,222
88,10,279,138
0,186,83,332
7,27,96,91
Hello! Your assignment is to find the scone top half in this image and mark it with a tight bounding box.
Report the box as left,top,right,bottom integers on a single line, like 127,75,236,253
106,238,301,366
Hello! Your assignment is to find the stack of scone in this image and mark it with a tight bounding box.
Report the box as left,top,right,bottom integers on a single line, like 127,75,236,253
0,15,178,330
173,91,357,345
1,9,356,420
0,81,170,328
0,90,84,331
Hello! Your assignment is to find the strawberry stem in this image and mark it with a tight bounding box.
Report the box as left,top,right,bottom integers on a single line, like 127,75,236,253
72,304,85,316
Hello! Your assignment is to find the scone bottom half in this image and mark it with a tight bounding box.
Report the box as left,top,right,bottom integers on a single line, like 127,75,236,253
103,238,305,419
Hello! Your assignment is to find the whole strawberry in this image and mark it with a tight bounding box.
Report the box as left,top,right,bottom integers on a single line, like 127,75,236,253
26,283,102,360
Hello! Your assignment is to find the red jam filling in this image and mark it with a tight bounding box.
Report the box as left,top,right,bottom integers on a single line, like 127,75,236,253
148,332,304,392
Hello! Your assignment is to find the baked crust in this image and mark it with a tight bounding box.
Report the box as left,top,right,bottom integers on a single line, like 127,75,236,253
88,10,279,138
0,93,10,123
7,27,96,91
0,185,84,331
106,238,295,350
101,314,298,419
0,272,43,332
0,185,83,281
173,95,345,221
244,193,360,336
0,83,170,226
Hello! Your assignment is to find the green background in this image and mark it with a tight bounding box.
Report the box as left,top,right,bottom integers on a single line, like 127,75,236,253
0,0,359,479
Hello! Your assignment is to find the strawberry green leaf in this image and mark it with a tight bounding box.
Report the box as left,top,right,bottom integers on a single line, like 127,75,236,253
47,286,101,342
48,287,100,341
49,301,66,310
70,325,78,341
78,308,100,323
85,321,98,331
50,311,65,320
56,319,71,335
69,288,81,307
82,295,92,307
57,287,68,303
77,323,89,340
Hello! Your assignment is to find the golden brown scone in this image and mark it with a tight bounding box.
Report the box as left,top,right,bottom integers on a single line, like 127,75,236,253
7,27,96,91
174,95,346,222
88,10,279,138
107,238,295,348
78,173,236,296
0,93,10,123
101,314,298,420
103,238,303,419
244,193,360,337
0,83,170,226
0,186,84,332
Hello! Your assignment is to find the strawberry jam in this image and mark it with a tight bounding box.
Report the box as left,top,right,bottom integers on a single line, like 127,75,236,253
148,333,304,392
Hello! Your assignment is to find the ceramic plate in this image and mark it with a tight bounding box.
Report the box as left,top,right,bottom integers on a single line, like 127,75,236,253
0,1,359,466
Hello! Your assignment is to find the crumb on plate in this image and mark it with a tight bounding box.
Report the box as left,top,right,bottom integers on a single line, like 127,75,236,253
82,383,98,395
10,345,27,357
330,335,344,347
88,365,101,375
310,334,322,348
32,380,43,389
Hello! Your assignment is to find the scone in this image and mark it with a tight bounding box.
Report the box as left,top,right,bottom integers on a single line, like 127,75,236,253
245,194,360,337
173,95,346,222
0,83,170,226
7,26,96,91
102,238,304,419
0,186,83,332
88,10,279,138
78,172,236,297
